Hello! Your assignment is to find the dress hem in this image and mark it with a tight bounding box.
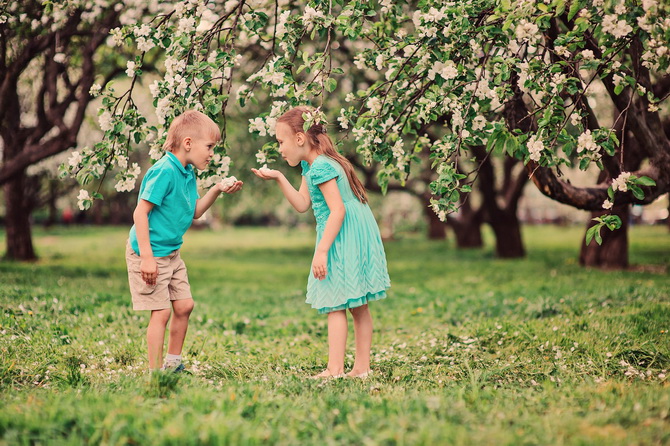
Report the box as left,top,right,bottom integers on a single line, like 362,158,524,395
308,289,388,314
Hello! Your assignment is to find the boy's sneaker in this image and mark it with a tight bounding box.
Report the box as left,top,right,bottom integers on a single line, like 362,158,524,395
162,360,185,373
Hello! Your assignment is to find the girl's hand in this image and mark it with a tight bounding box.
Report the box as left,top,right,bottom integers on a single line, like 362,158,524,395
251,167,282,180
217,180,243,194
312,250,328,280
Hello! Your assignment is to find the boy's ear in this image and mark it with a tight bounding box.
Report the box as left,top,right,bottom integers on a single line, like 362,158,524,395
183,137,192,151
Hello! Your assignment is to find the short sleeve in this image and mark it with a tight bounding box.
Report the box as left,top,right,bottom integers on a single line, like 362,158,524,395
309,160,339,185
300,160,310,176
139,166,173,206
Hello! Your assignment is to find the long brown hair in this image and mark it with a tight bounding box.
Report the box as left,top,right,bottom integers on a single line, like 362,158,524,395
277,106,368,203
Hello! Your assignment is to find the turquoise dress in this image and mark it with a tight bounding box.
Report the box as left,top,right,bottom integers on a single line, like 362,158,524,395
301,155,391,314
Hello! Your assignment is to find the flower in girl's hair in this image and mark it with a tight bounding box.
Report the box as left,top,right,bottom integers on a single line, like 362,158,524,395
301,107,328,133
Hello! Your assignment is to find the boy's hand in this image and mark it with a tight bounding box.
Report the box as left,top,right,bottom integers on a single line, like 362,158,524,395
312,250,328,280
140,257,158,286
217,178,243,194
251,167,282,180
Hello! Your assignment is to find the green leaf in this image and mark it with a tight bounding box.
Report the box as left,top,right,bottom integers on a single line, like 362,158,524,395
594,228,602,245
585,224,599,245
635,176,656,186
630,185,645,200
607,187,614,200
578,157,591,170
614,84,624,95
325,78,337,93
567,1,581,21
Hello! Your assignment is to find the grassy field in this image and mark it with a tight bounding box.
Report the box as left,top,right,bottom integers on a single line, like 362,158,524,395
0,225,669,445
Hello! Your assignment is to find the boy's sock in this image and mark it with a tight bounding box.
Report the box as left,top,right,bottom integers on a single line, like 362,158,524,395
165,353,182,365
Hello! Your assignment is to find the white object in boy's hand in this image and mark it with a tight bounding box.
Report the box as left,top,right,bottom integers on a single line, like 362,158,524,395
220,176,238,188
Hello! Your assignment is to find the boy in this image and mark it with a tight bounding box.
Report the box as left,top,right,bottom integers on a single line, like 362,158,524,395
126,110,242,371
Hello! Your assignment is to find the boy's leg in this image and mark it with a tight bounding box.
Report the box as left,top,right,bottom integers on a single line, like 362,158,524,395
147,309,171,370
348,304,373,375
166,298,194,356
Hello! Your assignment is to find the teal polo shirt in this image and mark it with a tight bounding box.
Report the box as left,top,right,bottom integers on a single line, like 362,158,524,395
129,152,198,257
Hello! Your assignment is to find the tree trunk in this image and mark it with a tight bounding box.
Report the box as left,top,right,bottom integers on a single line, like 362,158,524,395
4,171,37,261
580,205,629,269
44,179,58,228
420,192,447,240
489,210,525,258
448,207,484,248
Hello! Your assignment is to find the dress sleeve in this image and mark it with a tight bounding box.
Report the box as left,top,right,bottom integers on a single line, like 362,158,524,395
309,160,339,185
139,167,173,206
300,160,310,176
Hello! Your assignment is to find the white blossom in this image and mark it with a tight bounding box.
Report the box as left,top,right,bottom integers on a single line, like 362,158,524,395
77,189,90,210
515,20,539,42
367,97,382,114
601,15,633,39
303,6,324,30
577,130,598,153
580,50,595,61
611,172,631,192
99,111,114,132
428,60,458,81
249,117,267,136
527,134,544,162
125,61,136,77
89,84,101,97
136,37,154,52
68,151,82,168
602,199,613,210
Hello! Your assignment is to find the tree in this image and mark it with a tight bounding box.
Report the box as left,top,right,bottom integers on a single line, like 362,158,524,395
0,0,164,259
71,0,669,268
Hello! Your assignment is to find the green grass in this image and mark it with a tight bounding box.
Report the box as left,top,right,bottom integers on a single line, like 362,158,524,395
1,225,669,445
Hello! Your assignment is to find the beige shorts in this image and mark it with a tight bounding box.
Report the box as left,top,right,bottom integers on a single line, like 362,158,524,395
126,242,192,311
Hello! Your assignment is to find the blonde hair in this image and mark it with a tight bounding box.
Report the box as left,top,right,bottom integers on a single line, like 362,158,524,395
277,106,368,203
163,110,221,152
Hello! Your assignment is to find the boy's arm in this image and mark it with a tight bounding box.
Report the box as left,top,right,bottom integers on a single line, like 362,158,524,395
251,168,311,213
312,178,345,280
194,180,243,219
133,199,158,286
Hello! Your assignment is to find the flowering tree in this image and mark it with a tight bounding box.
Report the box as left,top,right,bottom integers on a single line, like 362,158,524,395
0,0,168,260
67,0,669,266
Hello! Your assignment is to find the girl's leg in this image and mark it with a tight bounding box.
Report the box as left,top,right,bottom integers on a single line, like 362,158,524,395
167,298,195,356
147,308,171,370
347,304,373,376
314,310,348,377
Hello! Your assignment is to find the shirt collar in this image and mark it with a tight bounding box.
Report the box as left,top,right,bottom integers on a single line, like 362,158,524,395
165,151,193,177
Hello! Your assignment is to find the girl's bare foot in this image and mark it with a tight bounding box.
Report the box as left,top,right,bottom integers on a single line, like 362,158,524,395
310,369,345,379
346,369,372,379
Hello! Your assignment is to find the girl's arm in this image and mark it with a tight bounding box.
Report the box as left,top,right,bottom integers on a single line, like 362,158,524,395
251,168,311,213
312,178,345,280
133,199,157,286
194,181,243,219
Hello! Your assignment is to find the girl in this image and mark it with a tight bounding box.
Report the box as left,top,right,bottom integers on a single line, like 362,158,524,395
252,106,391,379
